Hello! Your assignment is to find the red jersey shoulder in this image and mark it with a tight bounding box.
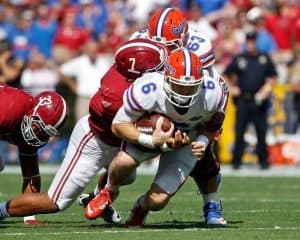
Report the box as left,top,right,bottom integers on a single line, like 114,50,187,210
0,85,33,134
89,64,130,146
95,64,132,115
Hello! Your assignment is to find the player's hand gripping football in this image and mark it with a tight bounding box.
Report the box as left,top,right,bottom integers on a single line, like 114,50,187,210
152,117,175,147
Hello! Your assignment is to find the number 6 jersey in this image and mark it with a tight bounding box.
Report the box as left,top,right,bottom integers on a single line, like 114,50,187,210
113,72,227,140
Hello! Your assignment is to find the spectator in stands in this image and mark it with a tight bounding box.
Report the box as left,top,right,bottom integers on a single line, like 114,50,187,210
187,3,218,42
30,2,58,59
99,20,123,53
0,5,14,39
264,1,294,51
75,0,108,39
224,31,277,170
192,0,231,16
247,7,277,54
53,7,90,57
0,31,23,88
59,40,112,121
9,10,34,63
21,51,59,96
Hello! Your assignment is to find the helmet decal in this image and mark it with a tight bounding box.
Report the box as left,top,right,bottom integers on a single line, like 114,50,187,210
32,95,52,115
171,20,186,37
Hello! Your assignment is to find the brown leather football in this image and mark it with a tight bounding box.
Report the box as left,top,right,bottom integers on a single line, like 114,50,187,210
135,113,172,134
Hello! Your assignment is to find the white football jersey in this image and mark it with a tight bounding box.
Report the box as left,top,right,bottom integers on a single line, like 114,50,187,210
114,72,226,140
129,27,215,68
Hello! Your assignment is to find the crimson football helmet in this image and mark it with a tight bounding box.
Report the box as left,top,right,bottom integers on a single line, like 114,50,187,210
164,48,203,108
148,8,187,52
21,91,68,147
115,38,169,80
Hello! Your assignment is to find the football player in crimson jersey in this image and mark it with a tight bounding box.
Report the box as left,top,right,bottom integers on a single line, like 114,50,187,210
85,49,228,227
129,7,228,226
0,84,68,225
0,38,172,224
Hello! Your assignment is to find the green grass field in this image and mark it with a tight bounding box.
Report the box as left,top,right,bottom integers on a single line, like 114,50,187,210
1,172,300,240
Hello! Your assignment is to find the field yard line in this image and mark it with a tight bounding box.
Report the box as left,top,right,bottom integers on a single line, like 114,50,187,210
2,226,300,236
2,165,300,177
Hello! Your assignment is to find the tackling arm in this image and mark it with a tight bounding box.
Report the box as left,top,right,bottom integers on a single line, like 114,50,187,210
18,150,41,194
192,111,225,160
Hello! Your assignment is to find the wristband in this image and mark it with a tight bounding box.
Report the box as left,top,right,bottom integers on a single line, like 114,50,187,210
196,135,209,149
138,133,155,149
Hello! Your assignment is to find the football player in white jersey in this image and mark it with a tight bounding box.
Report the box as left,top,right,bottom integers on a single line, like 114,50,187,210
84,49,228,227
129,7,228,226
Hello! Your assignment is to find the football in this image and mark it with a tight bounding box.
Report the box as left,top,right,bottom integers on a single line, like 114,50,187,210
135,113,172,134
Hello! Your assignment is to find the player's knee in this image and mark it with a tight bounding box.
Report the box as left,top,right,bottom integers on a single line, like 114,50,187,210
146,184,170,211
147,191,169,211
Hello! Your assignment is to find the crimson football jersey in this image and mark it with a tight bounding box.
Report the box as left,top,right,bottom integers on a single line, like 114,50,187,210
0,84,38,152
88,64,131,146
0,84,32,136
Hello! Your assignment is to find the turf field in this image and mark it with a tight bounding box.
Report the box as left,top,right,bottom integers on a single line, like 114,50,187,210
1,170,300,240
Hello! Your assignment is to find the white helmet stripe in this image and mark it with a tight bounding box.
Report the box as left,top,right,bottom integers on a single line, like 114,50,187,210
54,96,67,128
183,48,192,76
156,8,172,38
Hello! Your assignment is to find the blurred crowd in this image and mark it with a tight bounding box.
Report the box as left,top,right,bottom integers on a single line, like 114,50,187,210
0,0,299,164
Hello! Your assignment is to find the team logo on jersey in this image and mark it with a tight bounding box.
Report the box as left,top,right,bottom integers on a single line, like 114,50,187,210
171,21,186,37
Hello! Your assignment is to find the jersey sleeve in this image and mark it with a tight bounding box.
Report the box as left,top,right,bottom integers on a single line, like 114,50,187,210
203,76,228,114
186,28,215,68
202,76,228,131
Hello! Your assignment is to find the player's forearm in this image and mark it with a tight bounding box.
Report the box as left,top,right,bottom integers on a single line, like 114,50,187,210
111,122,141,144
